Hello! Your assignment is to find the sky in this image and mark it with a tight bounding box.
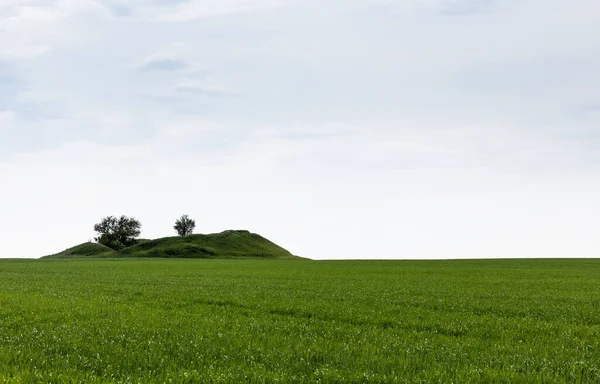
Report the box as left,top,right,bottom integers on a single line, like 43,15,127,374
1,0,600,259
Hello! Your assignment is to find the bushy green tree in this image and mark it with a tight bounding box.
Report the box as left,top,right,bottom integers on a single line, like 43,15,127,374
174,215,196,237
94,215,141,250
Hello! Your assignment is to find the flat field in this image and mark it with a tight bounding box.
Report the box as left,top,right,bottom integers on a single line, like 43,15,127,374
0,259,599,383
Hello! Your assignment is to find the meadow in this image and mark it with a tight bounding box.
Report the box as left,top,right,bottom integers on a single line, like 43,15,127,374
0,258,599,383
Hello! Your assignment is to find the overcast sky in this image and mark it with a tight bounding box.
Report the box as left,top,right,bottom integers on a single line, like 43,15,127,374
1,0,600,259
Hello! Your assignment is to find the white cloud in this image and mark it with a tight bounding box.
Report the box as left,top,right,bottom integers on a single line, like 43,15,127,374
96,0,294,21
0,110,15,123
0,45,52,61
1,0,600,258
0,1,101,61
135,54,188,72
372,0,493,15
153,0,293,22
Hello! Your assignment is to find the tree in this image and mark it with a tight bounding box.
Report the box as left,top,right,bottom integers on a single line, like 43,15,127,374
174,215,195,237
94,215,141,250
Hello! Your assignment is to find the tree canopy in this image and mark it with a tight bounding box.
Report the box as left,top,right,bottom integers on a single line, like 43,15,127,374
94,215,141,250
174,215,196,237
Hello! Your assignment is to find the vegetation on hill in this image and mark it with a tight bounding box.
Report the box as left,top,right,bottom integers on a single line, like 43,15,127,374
93,215,142,250
44,230,300,259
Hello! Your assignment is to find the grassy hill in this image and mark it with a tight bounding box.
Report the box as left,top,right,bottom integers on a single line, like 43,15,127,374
44,230,301,260
45,242,115,258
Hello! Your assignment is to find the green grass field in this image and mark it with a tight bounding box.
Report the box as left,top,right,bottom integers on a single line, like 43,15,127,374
1,258,599,383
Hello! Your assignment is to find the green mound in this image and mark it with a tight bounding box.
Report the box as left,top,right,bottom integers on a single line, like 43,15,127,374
45,230,301,260
46,242,114,258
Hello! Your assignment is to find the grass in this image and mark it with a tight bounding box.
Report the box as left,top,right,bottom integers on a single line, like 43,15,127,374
45,242,115,258
0,258,599,383
44,230,300,259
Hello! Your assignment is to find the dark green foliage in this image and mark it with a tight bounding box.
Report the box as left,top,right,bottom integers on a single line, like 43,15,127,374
174,214,196,236
1,259,600,382
93,215,141,250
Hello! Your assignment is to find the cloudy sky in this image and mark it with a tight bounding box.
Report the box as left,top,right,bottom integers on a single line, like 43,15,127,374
1,0,599,259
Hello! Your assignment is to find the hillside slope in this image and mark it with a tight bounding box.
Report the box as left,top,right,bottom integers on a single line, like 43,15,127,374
45,242,114,258
44,230,301,260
